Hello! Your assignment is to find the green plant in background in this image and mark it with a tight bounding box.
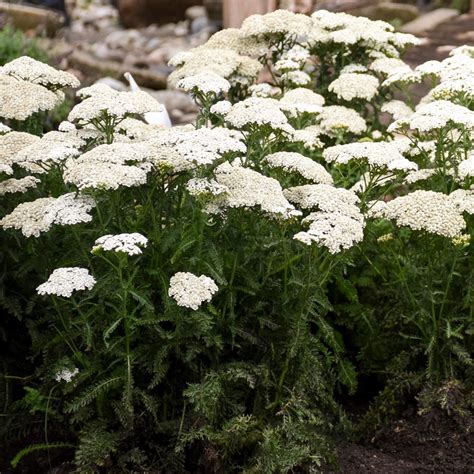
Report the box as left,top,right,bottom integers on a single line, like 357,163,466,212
0,9,473,473
0,25,48,66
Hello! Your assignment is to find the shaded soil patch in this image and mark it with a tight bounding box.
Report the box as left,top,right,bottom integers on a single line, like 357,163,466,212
334,411,473,473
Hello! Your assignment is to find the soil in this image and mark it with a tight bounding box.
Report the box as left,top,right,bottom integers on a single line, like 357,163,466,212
333,410,474,473
404,13,474,66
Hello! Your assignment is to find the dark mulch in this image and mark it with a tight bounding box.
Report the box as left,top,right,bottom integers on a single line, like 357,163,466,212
334,411,473,473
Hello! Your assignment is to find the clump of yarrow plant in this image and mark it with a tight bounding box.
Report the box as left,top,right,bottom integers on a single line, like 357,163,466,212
0,12,473,473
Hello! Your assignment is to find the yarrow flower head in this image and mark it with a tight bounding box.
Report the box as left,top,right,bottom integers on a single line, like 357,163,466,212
68,83,163,123
223,97,293,133
0,176,40,196
168,272,218,310
294,211,364,254
93,233,148,256
264,152,333,184
317,106,367,136
177,71,231,95
279,88,324,117
55,367,79,383
0,56,80,90
375,190,466,238
0,193,95,237
381,100,413,120
148,127,246,171
241,9,312,38
37,267,96,298
323,142,417,171
0,74,61,120
210,161,300,219
328,73,380,101
388,100,474,133
458,153,474,181
168,47,262,88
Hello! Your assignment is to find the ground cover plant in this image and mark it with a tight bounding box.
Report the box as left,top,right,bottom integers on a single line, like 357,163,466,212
0,9,473,472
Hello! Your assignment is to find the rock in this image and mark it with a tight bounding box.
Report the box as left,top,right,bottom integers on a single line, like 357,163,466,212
179,112,198,124
117,0,204,28
150,90,198,114
69,50,168,89
353,2,419,24
105,29,145,49
95,76,128,91
185,5,207,21
436,45,456,55
400,8,459,35
0,1,64,36
147,49,167,65
191,15,211,34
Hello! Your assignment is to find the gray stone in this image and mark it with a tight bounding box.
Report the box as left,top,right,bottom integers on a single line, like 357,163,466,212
191,16,211,34
186,5,207,21
95,77,128,91
150,90,198,113
147,49,168,65
400,8,459,34
69,50,168,89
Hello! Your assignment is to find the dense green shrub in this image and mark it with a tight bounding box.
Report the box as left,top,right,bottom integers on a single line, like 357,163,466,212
0,9,472,472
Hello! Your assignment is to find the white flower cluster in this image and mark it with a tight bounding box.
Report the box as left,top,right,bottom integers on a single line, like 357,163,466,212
0,193,95,237
177,72,231,95
381,100,413,120
186,178,229,197
0,132,40,175
0,56,80,90
168,272,218,310
0,122,11,134
388,100,474,133
374,190,466,238
458,153,474,181
370,57,411,76
431,77,474,102
13,136,81,173
0,74,61,121
223,98,293,133
323,142,417,171
210,161,300,219
317,106,367,135
69,83,163,123
37,267,96,298
248,83,280,99
284,184,361,218
285,184,364,253
63,143,154,190
0,176,40,196
241,9,313,38
199,28,267,57
289,127,324,150
55,367,79,383
264,152,333,184
328,73,379,101
280,70,312,87
93,233,148,256
279,88,324,117
309,10,419,52
168,47,262,88
148,127,246,171
294,211,365,254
